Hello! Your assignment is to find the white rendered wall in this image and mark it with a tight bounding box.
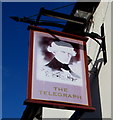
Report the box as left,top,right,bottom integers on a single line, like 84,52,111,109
91,2,111,118
40,2,111,119
85,1,111,118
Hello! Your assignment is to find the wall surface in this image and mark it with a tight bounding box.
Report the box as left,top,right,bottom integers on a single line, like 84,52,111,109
87,1,111,118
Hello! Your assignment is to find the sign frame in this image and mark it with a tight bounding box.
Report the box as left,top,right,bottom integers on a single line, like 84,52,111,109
25,25,95,111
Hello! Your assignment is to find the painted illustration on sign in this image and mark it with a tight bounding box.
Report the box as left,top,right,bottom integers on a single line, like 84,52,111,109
34,34,83,86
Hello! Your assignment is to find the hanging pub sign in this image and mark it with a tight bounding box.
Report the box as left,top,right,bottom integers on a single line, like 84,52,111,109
25,25,95,111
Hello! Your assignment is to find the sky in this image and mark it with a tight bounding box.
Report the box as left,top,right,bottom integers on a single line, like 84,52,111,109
2,2,76,119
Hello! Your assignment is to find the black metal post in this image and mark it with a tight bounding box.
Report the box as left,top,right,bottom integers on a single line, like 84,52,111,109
69,109,85,120
20,104,42,120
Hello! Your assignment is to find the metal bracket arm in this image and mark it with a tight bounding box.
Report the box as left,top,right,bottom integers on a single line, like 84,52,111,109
38,7,87,25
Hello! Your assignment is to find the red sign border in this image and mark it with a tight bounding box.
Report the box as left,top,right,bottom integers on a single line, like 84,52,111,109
26,25,95,111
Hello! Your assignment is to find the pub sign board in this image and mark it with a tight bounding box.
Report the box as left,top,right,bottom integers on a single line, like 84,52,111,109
26,25,95,111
